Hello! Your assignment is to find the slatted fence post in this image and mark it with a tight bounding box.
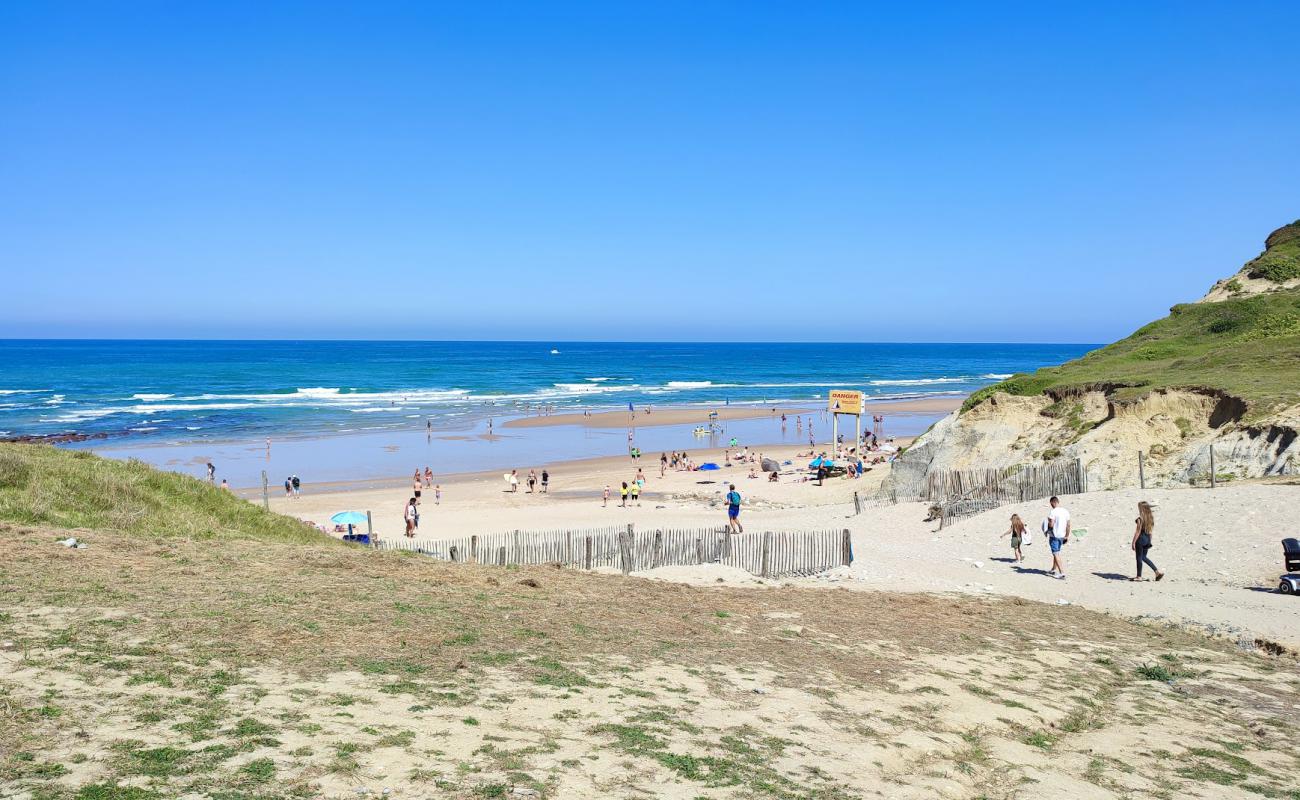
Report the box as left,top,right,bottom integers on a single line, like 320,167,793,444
841,528,852,566
1138,451,1146,490
497,546,506,566
853,491,861,515
652,530,663,568
470,535,478,563
1210,446,1216,489
366,510,374,547
695,537,704,565
620,524,634,575
760,531,772,578
584,536,593,570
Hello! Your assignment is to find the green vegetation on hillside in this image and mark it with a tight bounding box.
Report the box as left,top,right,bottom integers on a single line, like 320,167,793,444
0,443,326,543
1246,219,1300,282
963,287,1300,416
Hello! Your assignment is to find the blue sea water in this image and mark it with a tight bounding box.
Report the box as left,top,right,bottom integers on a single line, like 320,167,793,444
0,340,1094,445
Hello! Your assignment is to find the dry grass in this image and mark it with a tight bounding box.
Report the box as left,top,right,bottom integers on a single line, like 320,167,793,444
5,523,1300,799
0,523,1206,681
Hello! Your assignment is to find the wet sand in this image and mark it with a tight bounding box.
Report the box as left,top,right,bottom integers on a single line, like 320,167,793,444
503,396,962,430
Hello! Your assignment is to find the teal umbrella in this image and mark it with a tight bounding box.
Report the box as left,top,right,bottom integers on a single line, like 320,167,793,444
330,511,369,526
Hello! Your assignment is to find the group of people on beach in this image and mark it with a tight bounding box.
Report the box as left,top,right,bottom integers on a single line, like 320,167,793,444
1002,497,1164,582
605,467,646,507
403,467,442,537
504,468,550,494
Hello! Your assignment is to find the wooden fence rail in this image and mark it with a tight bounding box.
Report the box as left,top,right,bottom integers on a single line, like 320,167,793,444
859,458,1087,526
373,524,851,578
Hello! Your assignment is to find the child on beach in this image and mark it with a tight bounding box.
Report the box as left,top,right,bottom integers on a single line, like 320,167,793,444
434,484,441,505
424,467,432,487
603,485,610,507
620,482,629,507
1002,514,1027,563
630,480,641,506
541,470,549,493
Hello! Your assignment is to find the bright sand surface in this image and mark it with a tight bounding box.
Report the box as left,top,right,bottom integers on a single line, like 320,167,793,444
271,441,1300,649
502,396,962,429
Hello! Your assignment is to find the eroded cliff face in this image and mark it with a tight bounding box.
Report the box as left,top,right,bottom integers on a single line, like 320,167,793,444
903,389,1300,490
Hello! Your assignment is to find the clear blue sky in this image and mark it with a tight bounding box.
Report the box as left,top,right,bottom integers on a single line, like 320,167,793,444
2,1,1297,342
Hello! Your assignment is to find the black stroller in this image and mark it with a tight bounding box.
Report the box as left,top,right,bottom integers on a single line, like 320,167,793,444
1280,538,1300,595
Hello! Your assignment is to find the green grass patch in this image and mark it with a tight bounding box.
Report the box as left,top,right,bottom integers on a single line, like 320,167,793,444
958,225,1300,419
0,443,330,543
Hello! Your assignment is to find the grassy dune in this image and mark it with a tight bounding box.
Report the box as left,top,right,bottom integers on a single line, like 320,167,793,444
3,445,1300,798
962,223,1300,417
0,443,325,544
963,288,1300,415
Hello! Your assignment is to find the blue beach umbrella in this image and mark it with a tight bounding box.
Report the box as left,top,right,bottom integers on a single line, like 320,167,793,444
330,511,369,526
808,457,836,469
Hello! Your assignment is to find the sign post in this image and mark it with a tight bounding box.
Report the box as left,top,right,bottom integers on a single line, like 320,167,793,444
827,390,864,460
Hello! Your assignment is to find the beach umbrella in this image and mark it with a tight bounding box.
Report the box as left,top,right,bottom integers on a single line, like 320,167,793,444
699,462,721,471
808,457,836,469
330,511,369,526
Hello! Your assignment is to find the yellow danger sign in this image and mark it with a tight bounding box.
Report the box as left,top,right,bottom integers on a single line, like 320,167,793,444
827,389,863,415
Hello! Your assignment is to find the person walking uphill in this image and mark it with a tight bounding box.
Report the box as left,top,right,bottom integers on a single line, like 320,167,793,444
1045,496,1071,579
1131,501,1165,581
725,484,744,533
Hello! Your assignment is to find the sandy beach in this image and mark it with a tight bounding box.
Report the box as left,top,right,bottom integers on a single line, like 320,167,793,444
272,433,1300,649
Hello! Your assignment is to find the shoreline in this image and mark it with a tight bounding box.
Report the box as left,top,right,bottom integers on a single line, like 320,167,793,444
86,397,958,490
503,396,961,430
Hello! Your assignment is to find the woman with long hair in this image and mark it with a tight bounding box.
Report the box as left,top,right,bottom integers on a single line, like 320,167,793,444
1131,501,1164,581
1002,514,1027,563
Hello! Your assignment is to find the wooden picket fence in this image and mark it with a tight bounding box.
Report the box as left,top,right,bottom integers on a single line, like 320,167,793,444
854,458,1087,527
374,524,851,579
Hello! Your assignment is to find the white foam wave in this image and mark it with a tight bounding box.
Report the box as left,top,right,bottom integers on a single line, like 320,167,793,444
131,393,174,401
666,381,713,389
0,389,51,395
868,377,969,386
981,373,1014,380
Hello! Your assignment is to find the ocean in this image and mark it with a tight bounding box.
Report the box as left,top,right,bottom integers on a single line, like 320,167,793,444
0,340,1094,445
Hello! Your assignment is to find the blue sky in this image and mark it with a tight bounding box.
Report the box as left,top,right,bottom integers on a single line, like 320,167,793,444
1,1,1297,342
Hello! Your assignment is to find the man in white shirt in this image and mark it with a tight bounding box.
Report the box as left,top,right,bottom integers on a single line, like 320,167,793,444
1046,496,1072,578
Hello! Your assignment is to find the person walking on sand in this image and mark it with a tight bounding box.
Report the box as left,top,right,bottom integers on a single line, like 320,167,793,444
434,484,441,505
424,467,432,488
540,470,549,493
509,469,519,493
725,484,744,533
284,476,292,498
206,462,215,482
1131,501,1165,581
1045,496,1071,578
603,485,611,507
404,497,418,537
1002,514,1027,563
660,452,668,477
630,480,641,506
412,475,422,504
291,475,301,498
620,482,629,507
527,469,537,493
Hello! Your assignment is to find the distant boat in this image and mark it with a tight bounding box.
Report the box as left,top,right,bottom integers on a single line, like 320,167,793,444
550,349,560,355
